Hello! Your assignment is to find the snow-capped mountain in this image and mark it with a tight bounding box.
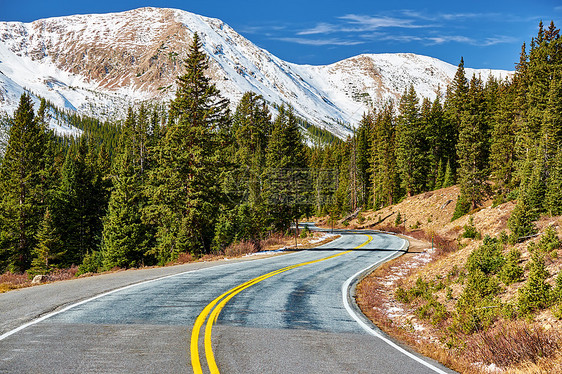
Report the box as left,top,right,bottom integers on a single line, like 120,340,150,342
0,7,512,138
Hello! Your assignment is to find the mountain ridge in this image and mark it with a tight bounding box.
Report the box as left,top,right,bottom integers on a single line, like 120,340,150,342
0,7,512,137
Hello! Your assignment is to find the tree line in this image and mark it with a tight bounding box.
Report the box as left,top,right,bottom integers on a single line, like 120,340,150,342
0,22,560,275
314,21,562,236
0,33,313,274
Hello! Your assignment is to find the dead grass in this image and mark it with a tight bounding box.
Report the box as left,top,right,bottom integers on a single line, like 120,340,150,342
0,272,30,293
0,266,80,293
224,241,259,257
353,184,562,373
356,249,468,373
465,321,560,369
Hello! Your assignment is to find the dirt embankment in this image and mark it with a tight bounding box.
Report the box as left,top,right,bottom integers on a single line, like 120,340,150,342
341,185,562,373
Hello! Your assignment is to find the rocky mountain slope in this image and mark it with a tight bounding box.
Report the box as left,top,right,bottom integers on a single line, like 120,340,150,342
0,7,512,137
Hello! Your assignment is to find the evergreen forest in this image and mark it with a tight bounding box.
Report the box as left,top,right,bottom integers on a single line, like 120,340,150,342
0,21,561,277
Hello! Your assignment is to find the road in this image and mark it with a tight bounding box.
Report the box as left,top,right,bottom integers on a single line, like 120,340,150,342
0,229,456,374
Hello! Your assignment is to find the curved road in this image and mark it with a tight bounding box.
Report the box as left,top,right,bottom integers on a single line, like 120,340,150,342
0,229,455,374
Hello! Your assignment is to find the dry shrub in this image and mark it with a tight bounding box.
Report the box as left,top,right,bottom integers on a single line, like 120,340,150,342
465,321,560,368
414,231,457,256
48,265,79,281
378,225,457,255
0,271,29,285
261,232,286,248
378,224,406,235
224,241,259,257
0,272,30,292
175,252,194,264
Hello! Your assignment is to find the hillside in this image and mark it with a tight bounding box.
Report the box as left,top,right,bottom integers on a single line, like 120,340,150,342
342,186,562,373
0,7,511,137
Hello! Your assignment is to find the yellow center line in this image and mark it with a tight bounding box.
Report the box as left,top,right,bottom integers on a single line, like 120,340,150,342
190,234,373,374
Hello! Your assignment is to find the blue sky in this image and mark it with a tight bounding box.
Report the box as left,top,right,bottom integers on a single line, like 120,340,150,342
1,0,561,70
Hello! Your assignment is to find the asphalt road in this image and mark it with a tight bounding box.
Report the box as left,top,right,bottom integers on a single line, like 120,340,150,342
0,229,456,374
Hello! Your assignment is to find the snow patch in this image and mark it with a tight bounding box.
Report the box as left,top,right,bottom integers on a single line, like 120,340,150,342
0,8,514,138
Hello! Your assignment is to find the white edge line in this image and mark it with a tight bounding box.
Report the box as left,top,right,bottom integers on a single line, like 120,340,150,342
0,268,192,341
0,234,348,342
341,236,451,374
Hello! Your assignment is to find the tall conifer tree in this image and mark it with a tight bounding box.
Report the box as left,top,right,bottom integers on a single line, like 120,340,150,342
101,108,154,269
0,94,46,272
262,105,309,231
395,85,427,196
145,33,229,261
455,75,489,213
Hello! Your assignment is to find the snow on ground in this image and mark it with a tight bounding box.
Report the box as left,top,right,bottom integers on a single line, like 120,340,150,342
244,248,287,257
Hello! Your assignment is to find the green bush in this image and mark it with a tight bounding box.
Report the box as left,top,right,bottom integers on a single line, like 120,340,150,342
357,213,365,224
552,271,562,302
410,277,432,299
446,287,453,300
508,200,537,243
455,292,501,333
78,251,103,275
498,230,509,245
395,277,435,304
537,226,560,257
452,194,471,221
518,253,552,315
395,211,402,226
395,286,411,303
500,248,523,285
455,243,503,334
466,236,505,275
463,267,501,298
416,296,449,326
553,303,562,319
462,216,481,239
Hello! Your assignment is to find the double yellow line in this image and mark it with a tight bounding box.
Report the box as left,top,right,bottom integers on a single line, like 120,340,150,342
190,234,373,374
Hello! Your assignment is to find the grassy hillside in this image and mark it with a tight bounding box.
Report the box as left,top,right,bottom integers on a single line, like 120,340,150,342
345,185,562,373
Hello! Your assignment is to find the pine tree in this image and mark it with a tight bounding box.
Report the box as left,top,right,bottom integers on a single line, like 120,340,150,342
355,114,373,208
456,75,490,212
231,92,272,207
0,93,47,272
145,33,229,261
76,136,108,261
445,57,469,132
545,149,562,216
262,105,309,231
29,208,64,276
490,81,517,195
508,198,537,241
101,108,154,269
52,150,80,265
442,159,455,188
370,104,401,208
395,85,427,196
424,94,451,190
434,159,445,190
540,71,562,170
518,252,551,314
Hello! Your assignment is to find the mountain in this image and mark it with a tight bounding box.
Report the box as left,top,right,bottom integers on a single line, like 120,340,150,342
0,7,512,138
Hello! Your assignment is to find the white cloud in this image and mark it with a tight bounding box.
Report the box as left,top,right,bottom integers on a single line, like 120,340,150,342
264,9,523,50
275,37,365,46
427,35,475,45
338,14,425,30
482,35,519,46
297,23,340,35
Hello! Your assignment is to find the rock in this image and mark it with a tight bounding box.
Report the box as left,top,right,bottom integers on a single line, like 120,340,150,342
31,274,49,284
440,199,453,209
